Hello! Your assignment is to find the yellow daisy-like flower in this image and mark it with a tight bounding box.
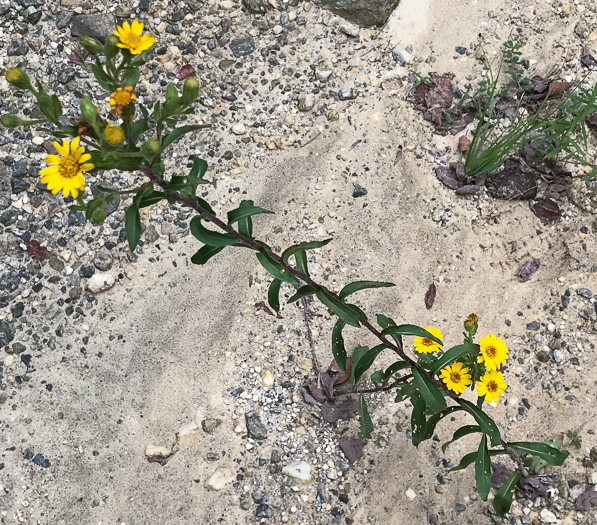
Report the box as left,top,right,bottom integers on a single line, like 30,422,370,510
476,370,507,404
110,86,136,115
39,137,93,198
413,327,443,354
104,123,124,145
113,19,155,55
477,333,509,371
439,362,472,394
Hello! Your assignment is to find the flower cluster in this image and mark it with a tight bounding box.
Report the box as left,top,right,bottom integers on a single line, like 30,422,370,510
413,319,509,404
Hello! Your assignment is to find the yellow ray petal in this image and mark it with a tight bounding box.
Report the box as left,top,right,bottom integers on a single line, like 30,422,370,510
70,136,80,155
132,19,143,33
40,166,60,176
79,163,95,172
79,153,92,164
45,154,61,165
53,140,69,156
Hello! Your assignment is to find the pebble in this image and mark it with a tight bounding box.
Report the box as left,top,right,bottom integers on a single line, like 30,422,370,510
145,445,172,459
261,371,274,387
245,411,268,440
539,509,558,523
87,273,116,293
205,466,234,490
340,22,360,37
405,488,416,500
298,93,316,112
201,418,222,433
282,461,312,481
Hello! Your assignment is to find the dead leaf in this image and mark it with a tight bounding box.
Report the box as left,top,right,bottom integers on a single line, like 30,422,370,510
179,64,196,80
581,47,597,68
491,462,513,488
530,198,562,221
458,135,471,152
329,358,352,385
435,166,462,190
254,301,274,316
517,258,540,283
449,110,475,135
549,81,574,97
320,369,339,400
27,240,47,260
425,283,436,309
321,398,358,423
339,438,365,463
518,474,560,501
576,489,597,511
587,111,597,128
300,386,321,405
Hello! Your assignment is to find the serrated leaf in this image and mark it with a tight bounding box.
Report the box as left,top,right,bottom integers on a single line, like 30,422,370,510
339,280,395,300
190,215,238,247
288,285,317,303
508,442,569,467
332,319,347,371
430,343,480,375
353,344,386,385
442,425,481,453
190,245,224,265
358,394,374,439
459,399,502,447
412,366,447,412
493,471,521,518
256,251,301,285
475,434,491,501
267,278,282,318
316,290,360,327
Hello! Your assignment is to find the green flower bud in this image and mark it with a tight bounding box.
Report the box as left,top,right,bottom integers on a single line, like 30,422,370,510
104,34,120,61
141,138,161,156
464,313,479,337
90,206,107,225
5,68,32,91
80,97,98,125
181,77,200,105
79,36,104,54
0,114,22,128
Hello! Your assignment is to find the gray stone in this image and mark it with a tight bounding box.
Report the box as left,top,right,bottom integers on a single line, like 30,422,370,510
48,255,65,272
229,36,256,58
526,321,541,331
298,93,316,112
11,177,29,194
0,320,15,348
71,13,116,43
93,251,113,272
256,504,272,518
242,0,270,13
340,21,360,37
55,10,73,30
352,183,367,198
245,411,267,440
577,288,592,299
7,40,29,56
201,418,222,433
338,88,358,100
57,68,76,85
315,0,401,27
144,224,160,243
316,69,333,82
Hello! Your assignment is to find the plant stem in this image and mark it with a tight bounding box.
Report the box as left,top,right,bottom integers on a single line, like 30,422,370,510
336,374,413,395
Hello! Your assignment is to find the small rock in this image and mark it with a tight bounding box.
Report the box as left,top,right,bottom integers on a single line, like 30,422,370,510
232,123,247,135
261,371,274,387
298,93,316,112
316,69,333,82
352,183,368,198
256,504,272,518
201,418,222,433
0,320,15,348
206,466,234,490
145,445,172,459
145,224,160,242
93,251,113,271
230,36,255,57
539,509,558,523
282,461,312,481
7,40,29,56
87,273,115,293
338,88,358,100
577,288,592,299
246,411,268,440
71,13,116,43
455,46,467,55
252,491,265,503
176,421,200,442
526,321,541,331
340,22,360,37
405,488,417,500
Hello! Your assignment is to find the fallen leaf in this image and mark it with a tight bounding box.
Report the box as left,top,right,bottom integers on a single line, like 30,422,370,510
425,283,436,309
321,398,358,423
301,385,324,405
27,240,47,260
449,110,476,135
575,489,597,511
517,258,540,283
254,301,274,316
435,165,462,190
458,135,471,152
530,198,562,221
491,462,513,488
329,358,353,385
518,474,560,501
319,369,339,400
179,64,196,80
581,47,597,68
339,438,365,463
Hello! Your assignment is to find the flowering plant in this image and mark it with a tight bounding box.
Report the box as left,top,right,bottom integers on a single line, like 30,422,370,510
1,20,569,518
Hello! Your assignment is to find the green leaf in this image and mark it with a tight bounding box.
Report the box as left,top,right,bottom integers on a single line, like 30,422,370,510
288,285,317,303
256,251,301,285
459,399,502,447
139,191,167,208
394,382,415,403
430,343,480,375
450,449,505,472
421,406,463,443
188,156,208,180
353,344,386,385
190,245,224,265
358,395,374,439
381,325,443,346
508,442,569,467
228,204,274,225
376,314,403,349
493,471,521,518
339,280,395,300
411,396,427,447
125,203,141,251
384,361,411,379
294,249,309,277
281,239,333,264
161,124,209,150
267,278,282,318
412,366,447,413
475,435,491,501
351,346,371,386
122,67,141,88
316,290,360,327
190,216,239,247
131,118,149,145
331,319,347,371
153,101,161,122
92,60,113,91
442,425,481,453
370,371,385,384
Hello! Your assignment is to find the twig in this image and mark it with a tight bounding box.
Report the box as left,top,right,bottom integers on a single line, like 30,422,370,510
335,374,413,395
301,296,320,375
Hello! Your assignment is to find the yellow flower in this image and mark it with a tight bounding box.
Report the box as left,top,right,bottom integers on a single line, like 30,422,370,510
413,327,443,354
104,124,124,144
477,333,509,370
439,362,472,394
110,86,136,115
476,370,507,404
39,137,93,198
113,19,155,55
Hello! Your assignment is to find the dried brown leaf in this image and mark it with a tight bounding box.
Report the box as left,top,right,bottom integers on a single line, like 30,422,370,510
458,135,471,152
530,198,562,221
339,438,365,463
425,283,436,309
329,358,352,385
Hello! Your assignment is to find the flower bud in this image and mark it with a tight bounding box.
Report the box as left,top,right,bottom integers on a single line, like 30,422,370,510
464,313,478,337
79,36,104,54
0,114,22,128
80,98,98,125
141,138,161,156
181,77,200,105
104,123,124,145
5,68,32,91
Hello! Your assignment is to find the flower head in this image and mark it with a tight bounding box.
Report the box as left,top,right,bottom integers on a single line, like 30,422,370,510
39,137,93,198
104,123,124,144
477,333,508,370
113,19,155,55
476,370,507,404
439,362,472,394
110,86,136,115
413,327,443,354
5,67,32,90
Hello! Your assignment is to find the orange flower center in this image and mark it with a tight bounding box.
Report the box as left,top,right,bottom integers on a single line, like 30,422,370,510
486,380,498,393
59,156,79,178
450,372,462,383
485,345,497,358
422,338,433,346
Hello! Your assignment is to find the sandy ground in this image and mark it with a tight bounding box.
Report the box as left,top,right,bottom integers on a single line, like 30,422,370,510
2,0,597,524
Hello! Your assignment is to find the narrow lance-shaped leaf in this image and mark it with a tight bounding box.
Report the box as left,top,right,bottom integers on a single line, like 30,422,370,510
411,396,427,447
161,124,210,150
412,366,447,412
256,251,301,285
282,239,332,263
450,449,505,472
353,344,386,385
294,249,309,277
493,471,521,518
228,205,274,225
190,245,224,265
475,434,491,501
350,346,371,386
358,395,374,439
332,319,347,371
381,325,443,346
267,278,282,318
288,285,317,303
124,192,144,251
190,216,238,247
339,280,395,300
508,442,569,467
442,425,481,453
459,399,502,447
316,290,360,328
376,314,403,350
430,343,480,374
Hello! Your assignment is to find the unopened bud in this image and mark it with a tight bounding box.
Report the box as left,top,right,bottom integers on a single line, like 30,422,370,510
0,114,22,128
181,77,200,105
141,138,161,156
79,36,104,54
5,68,32,91
464,313,479,337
